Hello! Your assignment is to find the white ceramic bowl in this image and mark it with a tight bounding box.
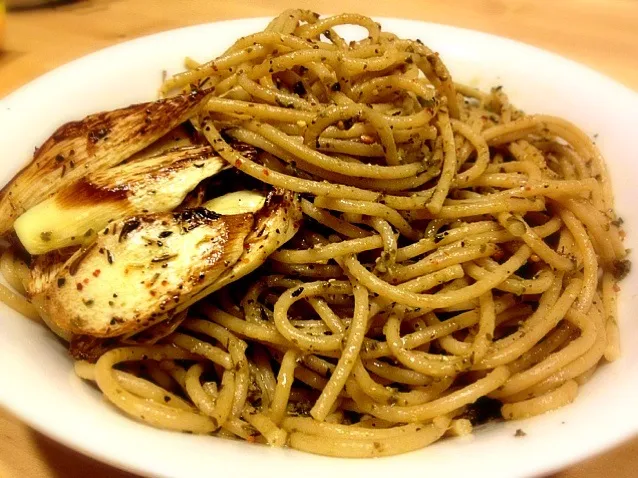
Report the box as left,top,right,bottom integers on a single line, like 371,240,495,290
1,17,637,478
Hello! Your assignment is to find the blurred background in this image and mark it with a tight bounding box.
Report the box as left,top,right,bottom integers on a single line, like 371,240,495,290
0,1,636,477
0,0,637,98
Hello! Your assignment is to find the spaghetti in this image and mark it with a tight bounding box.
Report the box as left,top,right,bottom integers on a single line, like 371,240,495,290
0,10,629,458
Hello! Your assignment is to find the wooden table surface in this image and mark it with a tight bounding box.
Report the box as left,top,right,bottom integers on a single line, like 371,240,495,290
0,0,637,476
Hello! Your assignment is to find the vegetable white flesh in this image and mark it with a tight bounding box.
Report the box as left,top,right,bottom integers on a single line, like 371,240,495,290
203,190,266,215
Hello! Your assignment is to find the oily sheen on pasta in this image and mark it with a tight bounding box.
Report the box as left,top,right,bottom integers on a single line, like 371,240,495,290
0,10,630,458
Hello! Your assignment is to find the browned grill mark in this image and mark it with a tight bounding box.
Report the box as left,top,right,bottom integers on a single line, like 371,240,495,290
68,243,98,276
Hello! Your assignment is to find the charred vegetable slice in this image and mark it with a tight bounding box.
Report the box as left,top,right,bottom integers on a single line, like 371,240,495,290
41,190,301,338
44,208,253,337
0,89,211,235
14,145,225,254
